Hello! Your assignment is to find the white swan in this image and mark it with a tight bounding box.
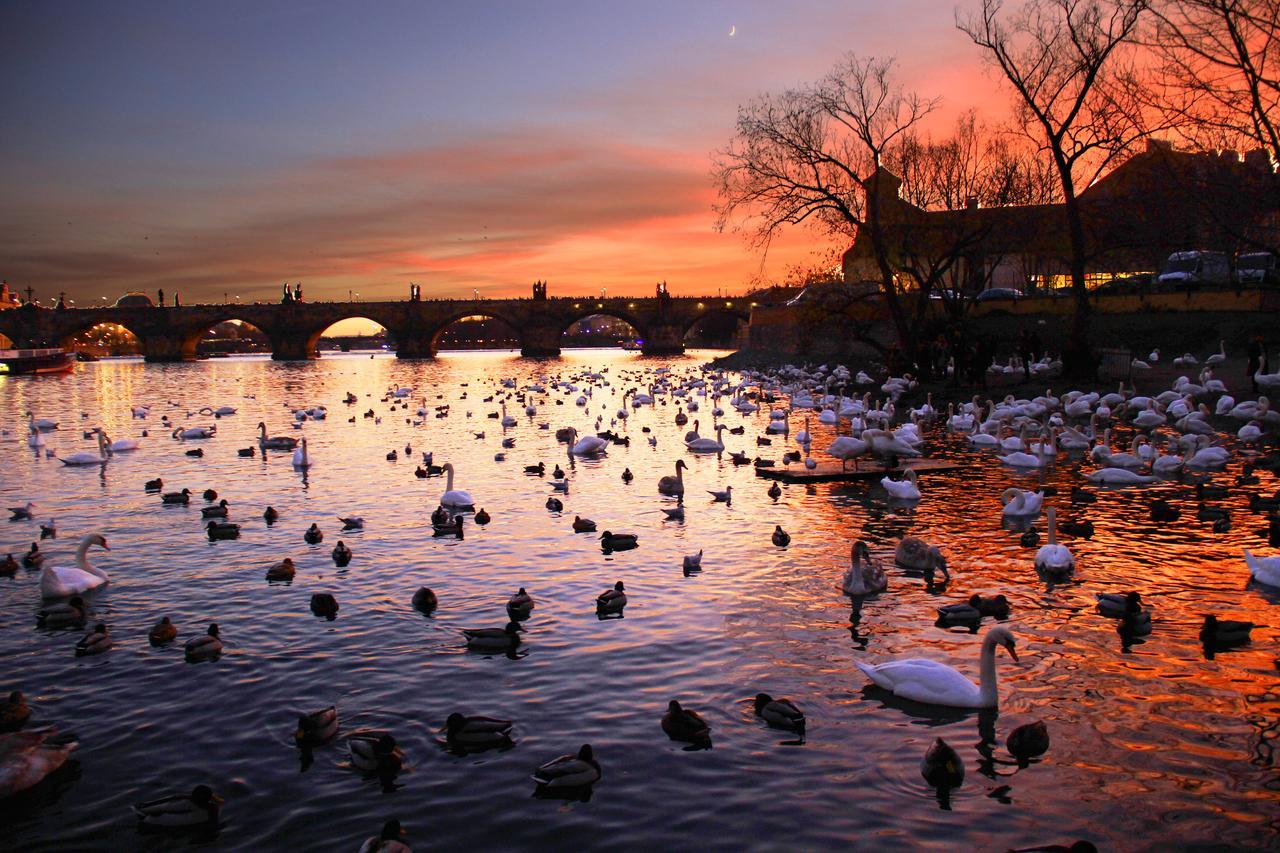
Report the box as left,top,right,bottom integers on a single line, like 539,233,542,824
567,428,608,456
501,403,516,428
40,533,110,598
1087,468,1155,484
101,430,139,453
686,423,728,453
827,434,867,469
1034,507,1074,577
292,437,311,468
27,425,45,448
855,625,1018,709
1001,488,1044,517
59,430,110,466
172,426,216,440
440,462,475,508
881,469,921,500
842,541,887,596
1244,549,1280,587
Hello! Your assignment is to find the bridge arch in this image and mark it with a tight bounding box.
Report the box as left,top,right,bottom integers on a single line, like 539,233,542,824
62,321,144,357
681,305,750,348
177,314,280,360
429,311,523,354
310,316,392,355
561,312,644,350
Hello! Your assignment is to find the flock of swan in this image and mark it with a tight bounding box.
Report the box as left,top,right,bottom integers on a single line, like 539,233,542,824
3,343,1279,849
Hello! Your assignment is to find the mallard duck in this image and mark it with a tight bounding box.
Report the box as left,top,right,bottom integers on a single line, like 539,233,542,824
596,581,627,613
36,595,86,629
545,497,563,512
1195,481,1229,501
920,737,964,788
414,465,427,478
771,525,790,547
202,489,218,502
936,601,982,630
1020,528,1040,547
263,506,279,524
430,505,450,526
184,624,223,661
1200,614,1252,648
133,784,222,828
1213,515,1231,533
1,691,31,731
432,515,463,537
532,744,601,788
349,733,402,775
144,478,164,491
572,516,596,532
0,730,79,798
39,520,56,540
474,508,491,525
462,622,522,651
621,468,634,483
1097,591,1143,618
72,635,116,670
412,587,438,613
332,541,353,566
1006,719,1050,762
1070,486,1097,503
1059,518,1094,538
237,447,255,457
552,464,565,479
206,521,240,540
22,543,44,569
304,523,324,544
507,588,534,618
1149,499,1179,522
149,616,177,645
969,594,1011,619
310,593,339,618
162,488,191,504
767,482,782,500
524,461,545,475
0,553,18,577
1196,503,1229,522
358,819,410,853
265,558,296,581
662,700,711,744
753,693,804,735
444,713,513,747
600,531,637,550
295,706,338,746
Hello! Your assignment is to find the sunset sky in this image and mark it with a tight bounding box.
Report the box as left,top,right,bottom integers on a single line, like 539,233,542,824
1,1,1002,310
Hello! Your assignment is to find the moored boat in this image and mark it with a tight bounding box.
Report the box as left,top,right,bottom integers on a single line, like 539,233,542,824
0,348,74,375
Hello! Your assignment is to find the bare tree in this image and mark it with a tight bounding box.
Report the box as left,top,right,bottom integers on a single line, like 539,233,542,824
713,55,940,369
959,0,1150,377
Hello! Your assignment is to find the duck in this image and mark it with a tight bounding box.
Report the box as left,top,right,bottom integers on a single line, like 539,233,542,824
1200,614,1253,648
1097,589,1148,618
201,499,230,519
185,624,223,660
1001,488,1044,517
1,691,31,731
162,488,192,504
767,482,782,500
657,460,688,496
1244,549,1280,587
881,469,921,500
206,521,240,540
445,713,514,748
309,593,339,618
1070,486,1097,503
36,595,86,629
1059,518,1094,538
600,531,637,550
358,819,410,853
855,625,1019,709
149,616,177,645
753,693,805,735
349,733,403,776
920,737,964,788
439,463,475,509
1020,528,1040,547
332,541,353,566
432,515,464,537
553,464,565,479
621,468,634,483
842,541,887,596
1035,508,1075,580
202,488,218,501
0,554,16,577
266,558,296,581
74,622,112,656
771,525,791,547
507,587,535,618
238,447,256,457
304,523,324,544
411,587,438,613
1006,720,1050,763
463,622,522,651
295,706,339,746
40,533,110,598
39,520,57,540
263,506,279,524
936,600,983,630
596,581,627,613
0,729,79,799
1149,499,1180,522
970,594,1011,619
572,516,597,532
532,744,601,789
144,479,163,493
661,700,711,744
22,543,45,569
545,497,563,512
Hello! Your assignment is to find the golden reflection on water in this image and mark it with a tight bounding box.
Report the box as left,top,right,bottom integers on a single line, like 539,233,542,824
0,350,1277,850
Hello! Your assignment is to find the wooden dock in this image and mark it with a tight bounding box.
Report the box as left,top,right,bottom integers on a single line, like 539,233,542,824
753,458,960,483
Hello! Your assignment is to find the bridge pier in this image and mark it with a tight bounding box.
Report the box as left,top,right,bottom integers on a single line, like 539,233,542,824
142,333,192,363
271,335,318,361
394,336,436,359
641,322,685,356
519,323,562,358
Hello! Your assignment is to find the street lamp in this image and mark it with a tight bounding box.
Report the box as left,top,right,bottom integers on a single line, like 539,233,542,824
473,288,479,300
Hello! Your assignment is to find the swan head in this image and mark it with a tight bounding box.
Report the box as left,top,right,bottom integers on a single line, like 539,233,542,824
676,460,687,471
85,533,109,551
851,540,871,563
984,625,1018,661
1000,488,1020,506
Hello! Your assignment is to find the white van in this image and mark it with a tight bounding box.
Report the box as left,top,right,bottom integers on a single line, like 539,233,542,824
1236,252,1279,287
1157,251,1231,288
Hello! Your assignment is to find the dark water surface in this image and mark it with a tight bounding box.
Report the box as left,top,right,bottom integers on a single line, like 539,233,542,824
2,350,1277,851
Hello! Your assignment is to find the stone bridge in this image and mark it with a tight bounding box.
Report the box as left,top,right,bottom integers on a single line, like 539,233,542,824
0,288,750,361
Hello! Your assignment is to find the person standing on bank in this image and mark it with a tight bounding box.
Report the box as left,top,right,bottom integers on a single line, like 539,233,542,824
1247,334,1264,393
158,288,165,307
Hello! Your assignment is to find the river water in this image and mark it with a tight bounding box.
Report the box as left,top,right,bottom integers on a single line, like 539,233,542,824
1,350,1277,851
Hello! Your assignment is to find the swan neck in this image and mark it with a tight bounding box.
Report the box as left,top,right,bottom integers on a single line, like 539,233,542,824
77,537,107,580
446,467,454,492
979,632,1000,706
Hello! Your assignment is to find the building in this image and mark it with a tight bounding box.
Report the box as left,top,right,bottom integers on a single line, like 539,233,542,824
842,141,1279,293
115,292,155,308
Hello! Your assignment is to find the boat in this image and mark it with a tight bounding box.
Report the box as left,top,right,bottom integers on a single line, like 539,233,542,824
0,348,75,375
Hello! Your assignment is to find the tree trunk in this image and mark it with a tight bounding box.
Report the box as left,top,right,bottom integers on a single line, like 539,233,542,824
1058,166,1093,379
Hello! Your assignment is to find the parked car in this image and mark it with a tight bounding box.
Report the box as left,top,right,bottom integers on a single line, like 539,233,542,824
1157,251,1231,288
975,288,1022,302
1235,252,1279,287
1093,273,1154,295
